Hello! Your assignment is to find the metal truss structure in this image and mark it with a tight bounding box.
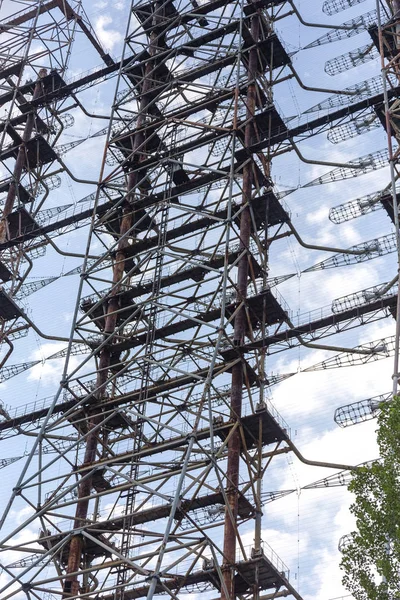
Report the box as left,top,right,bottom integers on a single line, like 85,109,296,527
0,0,114,366
0,0,400,599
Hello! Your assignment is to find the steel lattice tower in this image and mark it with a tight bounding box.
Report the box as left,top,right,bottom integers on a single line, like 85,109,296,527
0,0,400,599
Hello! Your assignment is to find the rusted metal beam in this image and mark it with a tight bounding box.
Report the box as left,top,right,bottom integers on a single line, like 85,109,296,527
221,4,261,599
0,71,47,243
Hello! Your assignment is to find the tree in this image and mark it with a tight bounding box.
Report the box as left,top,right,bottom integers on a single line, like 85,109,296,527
341,395,400,600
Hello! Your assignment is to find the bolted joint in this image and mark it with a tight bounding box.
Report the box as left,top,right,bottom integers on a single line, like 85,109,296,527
220,563,233,573
145,573,161,583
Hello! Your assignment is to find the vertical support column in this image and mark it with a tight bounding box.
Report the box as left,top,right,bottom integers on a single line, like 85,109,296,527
0,69,47,243
376,1,400,397
392,1,400,52
62,8,163,596
221,5,260,599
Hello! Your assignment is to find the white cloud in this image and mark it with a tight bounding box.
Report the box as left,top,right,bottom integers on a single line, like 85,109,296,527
94,15,123,52
27,341,81,388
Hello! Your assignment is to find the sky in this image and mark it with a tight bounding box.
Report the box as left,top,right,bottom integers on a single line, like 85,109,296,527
0,0,397,599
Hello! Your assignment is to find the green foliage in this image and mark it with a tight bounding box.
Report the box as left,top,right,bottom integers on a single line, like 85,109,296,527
341,395,400,600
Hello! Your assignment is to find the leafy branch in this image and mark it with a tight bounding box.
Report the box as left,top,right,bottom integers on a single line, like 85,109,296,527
341,395,400,600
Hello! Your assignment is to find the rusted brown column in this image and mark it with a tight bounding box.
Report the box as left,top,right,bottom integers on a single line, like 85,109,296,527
62,22,160,598
221,7,260,600
393,0,400,15
62,204,136,596
0,68,47,243
391,0,400,50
